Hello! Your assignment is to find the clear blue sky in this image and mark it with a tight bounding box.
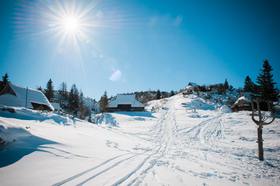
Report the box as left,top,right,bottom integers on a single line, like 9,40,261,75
0,0,279,99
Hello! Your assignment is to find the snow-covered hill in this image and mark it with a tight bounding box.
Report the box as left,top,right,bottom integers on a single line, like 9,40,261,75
0,94,279,186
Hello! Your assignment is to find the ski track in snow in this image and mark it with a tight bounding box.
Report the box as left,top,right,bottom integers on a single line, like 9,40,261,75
1,94,280,186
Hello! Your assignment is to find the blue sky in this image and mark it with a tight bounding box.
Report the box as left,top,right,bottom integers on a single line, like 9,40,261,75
0,0,279,99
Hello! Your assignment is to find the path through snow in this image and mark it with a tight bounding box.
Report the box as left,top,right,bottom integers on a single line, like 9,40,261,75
0,94,279,186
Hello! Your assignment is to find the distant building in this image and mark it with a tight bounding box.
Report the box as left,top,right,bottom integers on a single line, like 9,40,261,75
182,82,200,95
0,82,54,111
231,96,251,112
107,94,144,112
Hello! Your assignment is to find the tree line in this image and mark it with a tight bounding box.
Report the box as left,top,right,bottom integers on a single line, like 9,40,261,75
41,79,91,119
1,59,278,116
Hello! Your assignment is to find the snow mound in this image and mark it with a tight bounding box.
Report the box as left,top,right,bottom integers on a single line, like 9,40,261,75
0,125,30,145
0,107,74,125
146,98,169,112
94,113,118,126
183,97,216,111
219,105,231,113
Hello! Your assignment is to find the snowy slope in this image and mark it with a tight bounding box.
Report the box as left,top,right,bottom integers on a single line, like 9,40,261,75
0,94,279,186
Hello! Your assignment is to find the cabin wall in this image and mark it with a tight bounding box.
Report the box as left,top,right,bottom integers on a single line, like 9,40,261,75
107,106,145,112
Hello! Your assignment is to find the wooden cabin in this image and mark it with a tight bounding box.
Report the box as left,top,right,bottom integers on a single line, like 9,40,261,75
107,94,144,112
231,96,251,112
0,82,54,111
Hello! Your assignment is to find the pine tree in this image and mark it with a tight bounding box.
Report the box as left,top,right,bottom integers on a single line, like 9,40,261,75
68,84,80,116
256,60,278,101
224,79,229,90
79,91,85,119
244,76,256,93
45,79,54,101
58,82,68,109
170,90,175,96
2,73,9,84
37,86,43,92
0,73,9,91
156,90,161,99
99,91,108,113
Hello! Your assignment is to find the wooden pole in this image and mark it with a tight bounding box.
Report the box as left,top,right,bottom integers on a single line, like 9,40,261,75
257,125,264,161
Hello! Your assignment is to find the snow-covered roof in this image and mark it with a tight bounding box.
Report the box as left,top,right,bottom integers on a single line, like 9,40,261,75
108,94,144,108
234,96,251,105
0,83,54,111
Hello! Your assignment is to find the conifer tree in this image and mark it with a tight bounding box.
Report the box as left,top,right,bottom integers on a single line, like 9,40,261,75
256,60,278,101
224,79,229,90
79,91,86,119
2,73,9,84
244,76,256,93
0,73,9,91
58,82,68,109
156,90,161,99
99,91,108,113
37,86,43,91
45,79,54,101
68,84,79,116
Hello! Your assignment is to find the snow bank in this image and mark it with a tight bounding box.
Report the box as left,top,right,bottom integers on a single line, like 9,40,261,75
219,105,231,113
0,125,30,145
0,107,74,125
94,113,118,126
183,97,216,111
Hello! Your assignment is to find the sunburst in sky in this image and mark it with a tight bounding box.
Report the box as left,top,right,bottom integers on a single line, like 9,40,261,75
43,1,96,45
1,0,279,98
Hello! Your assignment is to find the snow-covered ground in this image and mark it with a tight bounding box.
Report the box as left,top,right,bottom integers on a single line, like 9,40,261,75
0,94,279,186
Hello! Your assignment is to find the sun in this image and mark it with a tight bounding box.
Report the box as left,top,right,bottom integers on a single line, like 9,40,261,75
60,14,81,34
44,1,95,44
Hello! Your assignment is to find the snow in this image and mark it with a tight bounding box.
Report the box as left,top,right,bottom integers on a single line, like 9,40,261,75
219,105,232,113
0,94,279,186
108,94,144,108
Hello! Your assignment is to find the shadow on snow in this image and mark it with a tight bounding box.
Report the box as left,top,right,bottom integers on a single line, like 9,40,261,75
0,126,58,168
114,111,155,118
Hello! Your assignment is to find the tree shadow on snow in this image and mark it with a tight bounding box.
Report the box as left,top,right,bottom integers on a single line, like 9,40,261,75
0,127,58,168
